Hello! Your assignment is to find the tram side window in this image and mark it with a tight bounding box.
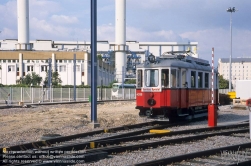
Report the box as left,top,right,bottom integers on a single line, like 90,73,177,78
177,69,180,88
182,70,187,87
137,70,142,88
161,69,169,88
191,71,196,88
205,73,209,88
171,69,177,88
198,72,203,88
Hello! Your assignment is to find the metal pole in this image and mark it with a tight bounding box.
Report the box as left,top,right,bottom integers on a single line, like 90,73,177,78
122,66,125,99
42,86,44,103
31,87,33,103
227,7,237,92
48,58,52,102
90,0,99,127
73,54,76,101
101,79,103,100
228,12,232,92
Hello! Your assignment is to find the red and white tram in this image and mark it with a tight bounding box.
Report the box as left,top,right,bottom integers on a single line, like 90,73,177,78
135,51,218,121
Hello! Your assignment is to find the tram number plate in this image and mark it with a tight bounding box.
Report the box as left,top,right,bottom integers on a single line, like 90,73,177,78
137,93,142,96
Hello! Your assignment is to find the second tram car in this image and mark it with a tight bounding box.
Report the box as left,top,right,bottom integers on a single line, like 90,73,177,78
112,83,136,98
135,51,218,121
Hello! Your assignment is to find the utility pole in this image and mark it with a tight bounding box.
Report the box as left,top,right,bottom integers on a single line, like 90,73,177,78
227,7,237,92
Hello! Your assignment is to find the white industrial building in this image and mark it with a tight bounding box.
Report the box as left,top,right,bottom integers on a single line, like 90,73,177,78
218,57,251,89
0,40,199,86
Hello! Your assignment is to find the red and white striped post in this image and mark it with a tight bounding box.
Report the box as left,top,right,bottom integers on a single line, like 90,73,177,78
208,47,217,127
212,48,214,104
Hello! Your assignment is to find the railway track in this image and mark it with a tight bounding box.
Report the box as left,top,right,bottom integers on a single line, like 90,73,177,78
1,120,249,165
1,120,190,165
135,142,251,166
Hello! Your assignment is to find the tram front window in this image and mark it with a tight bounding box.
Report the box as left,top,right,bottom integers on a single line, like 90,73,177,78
145,69,159,87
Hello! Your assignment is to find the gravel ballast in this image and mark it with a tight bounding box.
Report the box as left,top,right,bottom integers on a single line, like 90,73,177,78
0,102,250,165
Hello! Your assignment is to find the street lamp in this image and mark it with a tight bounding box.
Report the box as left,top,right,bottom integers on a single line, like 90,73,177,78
227,7,237,92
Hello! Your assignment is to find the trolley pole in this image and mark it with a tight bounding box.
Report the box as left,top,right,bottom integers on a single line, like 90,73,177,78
208,47,217,127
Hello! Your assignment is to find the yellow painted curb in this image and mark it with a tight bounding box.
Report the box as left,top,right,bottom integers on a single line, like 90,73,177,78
149,129,170,134
90,142,95,149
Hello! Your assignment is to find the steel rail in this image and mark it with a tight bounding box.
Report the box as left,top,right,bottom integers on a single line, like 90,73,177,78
0,120,163,151
27,128,249,166
135,142,251,166
1,122,248,165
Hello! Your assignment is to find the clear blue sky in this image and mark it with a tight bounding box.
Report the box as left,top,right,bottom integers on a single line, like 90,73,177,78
0,0,250,63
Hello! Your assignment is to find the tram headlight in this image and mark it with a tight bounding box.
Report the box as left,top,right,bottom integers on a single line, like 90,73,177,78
147,98,156,106
148,54,156,63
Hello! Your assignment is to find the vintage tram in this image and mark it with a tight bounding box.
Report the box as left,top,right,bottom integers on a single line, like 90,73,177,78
135,51,218,121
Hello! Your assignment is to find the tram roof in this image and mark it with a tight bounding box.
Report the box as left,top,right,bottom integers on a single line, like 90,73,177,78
137,58,212,71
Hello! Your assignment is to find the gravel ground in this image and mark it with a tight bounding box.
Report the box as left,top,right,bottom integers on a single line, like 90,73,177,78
0,101,148,148
81,136,250,166
79,105,250,166
1,102,250,165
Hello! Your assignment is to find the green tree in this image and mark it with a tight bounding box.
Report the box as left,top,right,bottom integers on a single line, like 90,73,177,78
44,71,62,87
219,75,230,89
19,72,42,86
97,54,102,60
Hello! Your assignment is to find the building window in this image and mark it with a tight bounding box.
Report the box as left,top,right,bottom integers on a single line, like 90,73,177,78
59,65,66,72
41,65,48,72
76,65,80,71
8,65,15,72
27,65,34,72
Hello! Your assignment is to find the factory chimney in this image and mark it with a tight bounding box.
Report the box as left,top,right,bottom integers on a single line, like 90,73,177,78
16,0,31,50
115,0,128,83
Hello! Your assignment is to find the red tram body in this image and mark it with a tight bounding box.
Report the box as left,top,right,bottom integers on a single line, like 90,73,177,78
135,51,218,121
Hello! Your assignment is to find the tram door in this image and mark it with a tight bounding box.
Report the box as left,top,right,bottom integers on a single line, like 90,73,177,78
180,69,187,108
161,69,169,106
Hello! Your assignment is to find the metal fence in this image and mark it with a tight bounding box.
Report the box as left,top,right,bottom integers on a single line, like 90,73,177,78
219,89,231,94
0,87,136,105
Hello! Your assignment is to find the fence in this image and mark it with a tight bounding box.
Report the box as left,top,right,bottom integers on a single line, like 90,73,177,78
0,87,136,106
219,89,231,94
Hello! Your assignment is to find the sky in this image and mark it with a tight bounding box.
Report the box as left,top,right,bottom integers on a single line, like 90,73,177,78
0,0,251,63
